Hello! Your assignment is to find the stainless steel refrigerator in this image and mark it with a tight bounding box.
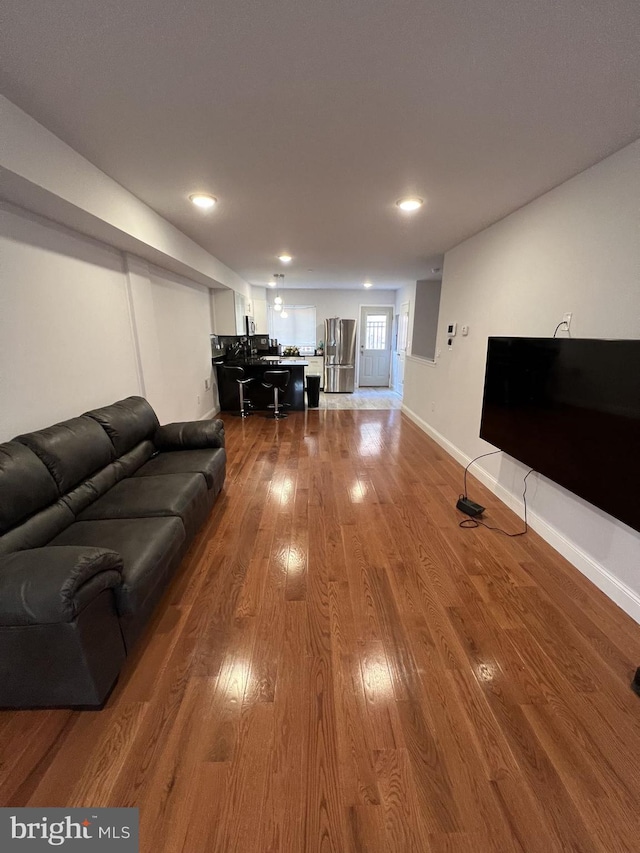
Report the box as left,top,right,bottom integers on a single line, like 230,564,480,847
324,318,357,392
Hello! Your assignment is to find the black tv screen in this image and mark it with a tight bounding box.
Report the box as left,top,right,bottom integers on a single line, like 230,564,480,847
480,338,640,533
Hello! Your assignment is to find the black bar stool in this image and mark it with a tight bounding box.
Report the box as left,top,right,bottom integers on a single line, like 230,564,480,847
223,366,254,417
262,370,290,419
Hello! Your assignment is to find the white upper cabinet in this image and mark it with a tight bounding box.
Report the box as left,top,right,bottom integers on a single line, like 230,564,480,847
213,289,247,335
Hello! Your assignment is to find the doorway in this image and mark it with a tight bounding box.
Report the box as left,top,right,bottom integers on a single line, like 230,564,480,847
358,306,393,387
395,301,409,395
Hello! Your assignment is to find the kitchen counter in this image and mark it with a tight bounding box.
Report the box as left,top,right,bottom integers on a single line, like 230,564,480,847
256,359,309,366
214,359,308,411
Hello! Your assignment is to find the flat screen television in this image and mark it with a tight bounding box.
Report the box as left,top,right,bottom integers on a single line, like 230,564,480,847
479,337,640,533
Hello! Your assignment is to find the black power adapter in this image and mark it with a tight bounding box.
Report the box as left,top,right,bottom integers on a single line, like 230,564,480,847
456,496,485,517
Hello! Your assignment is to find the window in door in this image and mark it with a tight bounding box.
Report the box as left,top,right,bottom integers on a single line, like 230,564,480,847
365,314,388,350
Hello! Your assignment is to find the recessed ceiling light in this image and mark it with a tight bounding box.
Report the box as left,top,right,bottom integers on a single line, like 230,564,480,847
268,281,277,287
189,193,217,209
363,281,373,288
396,197,424,212
278,254,292,263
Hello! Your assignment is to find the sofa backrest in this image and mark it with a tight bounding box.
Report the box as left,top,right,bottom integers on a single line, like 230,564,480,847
0,441,76,556
15,416,115,494
85,396,159,457
0,441,60,535
0,397,161,555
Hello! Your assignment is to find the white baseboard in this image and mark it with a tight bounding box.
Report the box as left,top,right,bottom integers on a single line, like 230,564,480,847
401,404,640,625
200,407,219,420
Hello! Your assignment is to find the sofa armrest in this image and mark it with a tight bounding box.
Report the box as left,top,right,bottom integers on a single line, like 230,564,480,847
153,418,225,451
0,547,123,627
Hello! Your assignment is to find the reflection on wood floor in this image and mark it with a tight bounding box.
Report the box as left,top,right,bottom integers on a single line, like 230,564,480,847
319,387,402,409
2,409,640,852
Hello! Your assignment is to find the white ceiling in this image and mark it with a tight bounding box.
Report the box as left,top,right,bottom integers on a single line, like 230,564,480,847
1,0,639,290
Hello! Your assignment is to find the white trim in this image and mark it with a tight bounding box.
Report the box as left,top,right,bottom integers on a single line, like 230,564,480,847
357,304,394,388
406,354,437,368
401,403,640,625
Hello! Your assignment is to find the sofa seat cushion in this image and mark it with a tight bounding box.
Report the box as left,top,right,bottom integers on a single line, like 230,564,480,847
50,517,185,616
76,473,208,539
134,448,226,492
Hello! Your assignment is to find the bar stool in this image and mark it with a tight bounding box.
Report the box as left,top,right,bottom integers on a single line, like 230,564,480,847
262,370,290,419
223,366,254,417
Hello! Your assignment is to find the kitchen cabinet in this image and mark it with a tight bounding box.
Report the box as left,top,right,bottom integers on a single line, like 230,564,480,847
253,298,268,333
213,289,247,335
305,356,324,388
286,356,324,388
216,361,307,411
234,292,247,334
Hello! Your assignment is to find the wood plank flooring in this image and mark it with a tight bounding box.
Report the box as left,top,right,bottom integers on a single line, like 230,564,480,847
2,409,640,852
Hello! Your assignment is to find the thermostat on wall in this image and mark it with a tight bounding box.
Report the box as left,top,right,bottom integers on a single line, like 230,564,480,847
446,322,457,336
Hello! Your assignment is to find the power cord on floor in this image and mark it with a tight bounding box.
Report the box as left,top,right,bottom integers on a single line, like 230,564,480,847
458,450,534,537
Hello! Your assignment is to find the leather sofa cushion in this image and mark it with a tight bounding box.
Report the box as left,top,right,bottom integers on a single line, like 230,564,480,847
0,442,59,534
134,448,226,491
0,500,75,556
15,416,115,494
0,546,123,626
50,517,185,616
154,419,225,451
116,440,155,478
85,396,159,457
62,461,123,517
76,473,207,530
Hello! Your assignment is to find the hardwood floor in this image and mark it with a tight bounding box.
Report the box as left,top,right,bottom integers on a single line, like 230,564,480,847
2,409,640,852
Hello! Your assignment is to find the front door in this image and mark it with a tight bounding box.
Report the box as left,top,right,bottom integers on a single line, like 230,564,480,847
358,306,393,387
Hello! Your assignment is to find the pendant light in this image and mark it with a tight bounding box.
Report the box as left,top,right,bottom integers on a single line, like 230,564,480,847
273,273,284,312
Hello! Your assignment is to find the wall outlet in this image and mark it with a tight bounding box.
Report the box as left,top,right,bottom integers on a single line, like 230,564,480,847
461,325,469,336
431,401,436,413
197,395,201,406
563,312,573,329
204,378,211,391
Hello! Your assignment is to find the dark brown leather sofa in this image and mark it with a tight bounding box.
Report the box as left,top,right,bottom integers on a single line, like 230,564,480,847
0,397,226,709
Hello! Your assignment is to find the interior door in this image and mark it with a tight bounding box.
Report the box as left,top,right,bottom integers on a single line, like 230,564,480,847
396,301,409,395
358,306,393,387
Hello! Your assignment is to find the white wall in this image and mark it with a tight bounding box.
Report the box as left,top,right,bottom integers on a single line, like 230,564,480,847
142,265,215,423
0,203,140,438
0,203,217,441
269,288,397,347
403,139,640,622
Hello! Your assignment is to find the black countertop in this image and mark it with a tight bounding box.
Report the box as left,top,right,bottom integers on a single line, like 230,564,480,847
213,358,309,367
